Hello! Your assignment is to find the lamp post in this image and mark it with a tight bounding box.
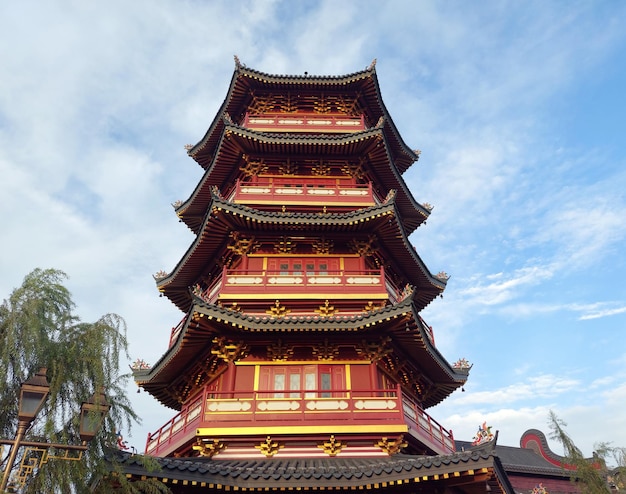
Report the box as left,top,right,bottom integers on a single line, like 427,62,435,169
0,369,109,492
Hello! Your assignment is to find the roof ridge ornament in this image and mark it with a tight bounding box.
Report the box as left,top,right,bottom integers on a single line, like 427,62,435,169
368,58,377,71
234,54,243,69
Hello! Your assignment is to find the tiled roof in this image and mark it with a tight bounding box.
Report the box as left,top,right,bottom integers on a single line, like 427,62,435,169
133,295,468,409
457,438,570,477
187,62,418,175
159,192,444,314
115,448,513,493
177,121,429,236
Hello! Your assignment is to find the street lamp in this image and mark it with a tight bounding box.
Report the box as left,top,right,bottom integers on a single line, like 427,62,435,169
0,369,109,491
16,368,50,424
79,390,110,443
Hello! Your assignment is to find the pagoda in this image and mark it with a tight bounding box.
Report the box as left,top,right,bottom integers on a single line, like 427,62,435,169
127,59,511,493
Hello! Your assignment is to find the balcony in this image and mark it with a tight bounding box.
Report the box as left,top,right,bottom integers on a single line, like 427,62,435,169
243,112,366,133
228,179,377,208
201,268,392,305
145,386,454,457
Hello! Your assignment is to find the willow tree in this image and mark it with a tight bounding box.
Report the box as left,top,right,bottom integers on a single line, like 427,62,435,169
0,268,168,493
548,410,625,494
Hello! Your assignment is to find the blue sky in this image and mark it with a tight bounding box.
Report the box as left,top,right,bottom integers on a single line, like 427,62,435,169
1,1,625,458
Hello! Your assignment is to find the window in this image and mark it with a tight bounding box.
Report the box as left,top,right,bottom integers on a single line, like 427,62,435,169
259,365,345,398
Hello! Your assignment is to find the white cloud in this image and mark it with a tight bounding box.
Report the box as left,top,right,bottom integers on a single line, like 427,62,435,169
453,375,580,407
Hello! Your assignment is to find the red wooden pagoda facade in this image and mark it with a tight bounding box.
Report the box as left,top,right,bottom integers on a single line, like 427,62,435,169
127,60,511,493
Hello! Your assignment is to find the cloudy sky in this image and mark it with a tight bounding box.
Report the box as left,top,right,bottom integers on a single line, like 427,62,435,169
2,1,625,459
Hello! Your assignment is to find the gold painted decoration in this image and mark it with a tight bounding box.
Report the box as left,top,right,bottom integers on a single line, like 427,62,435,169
311,160,331,176
356,337,392,362
239,154,268,177
376,435,407,455
227,231,258,256
274,236,295,253
247,95,276,114
267,300,290,317
278,93,297,113
278,158,298,175
335,95,362,116
312,237,333,255
318,435,344,457
313,95,331,114
193,439,227,458
210,336,249,362
349,235,378,257
362,300,385,312
267,339,294,361
312,338,339,360
255,436,283,458
12,446,83,488
341,162,365,179
315,300,338,317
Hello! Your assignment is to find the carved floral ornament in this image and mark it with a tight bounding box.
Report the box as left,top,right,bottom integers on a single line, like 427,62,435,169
376,435,407,455
318,435,343,456
255,436,283,457
315,300,338,316
267,300,290,317
193,439,227,458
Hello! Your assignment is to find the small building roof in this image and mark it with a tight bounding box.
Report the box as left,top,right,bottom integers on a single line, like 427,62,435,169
113,444,513,493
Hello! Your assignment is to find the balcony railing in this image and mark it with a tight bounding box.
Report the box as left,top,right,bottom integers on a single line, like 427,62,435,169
228,179,377,207
145,386,454,457
243,112,366,133
200,268,392,304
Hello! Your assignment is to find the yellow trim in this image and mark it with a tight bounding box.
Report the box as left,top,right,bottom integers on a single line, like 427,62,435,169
247,253,360,258
219,293,388,300
234,200,375,207
253,365,260,391
196,424,408,435
237,360,371,366
346,365,352,389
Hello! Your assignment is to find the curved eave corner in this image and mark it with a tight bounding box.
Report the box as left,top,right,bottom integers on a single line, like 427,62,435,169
185,58,246,164
406,293,470,400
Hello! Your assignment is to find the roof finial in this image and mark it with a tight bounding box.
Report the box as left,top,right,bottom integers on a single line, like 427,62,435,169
234,54,242,68
368,59,377,70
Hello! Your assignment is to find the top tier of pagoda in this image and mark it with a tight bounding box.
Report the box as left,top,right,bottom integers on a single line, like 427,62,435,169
136,59,469,461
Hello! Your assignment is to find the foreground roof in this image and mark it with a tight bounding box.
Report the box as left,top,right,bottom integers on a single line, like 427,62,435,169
113,444,513,493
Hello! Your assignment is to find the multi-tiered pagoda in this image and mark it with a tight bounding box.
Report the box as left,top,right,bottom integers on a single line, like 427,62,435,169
126,59,512,494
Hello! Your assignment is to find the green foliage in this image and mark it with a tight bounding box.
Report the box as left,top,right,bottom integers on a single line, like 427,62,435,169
548,410,623,494
0,268,170,493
